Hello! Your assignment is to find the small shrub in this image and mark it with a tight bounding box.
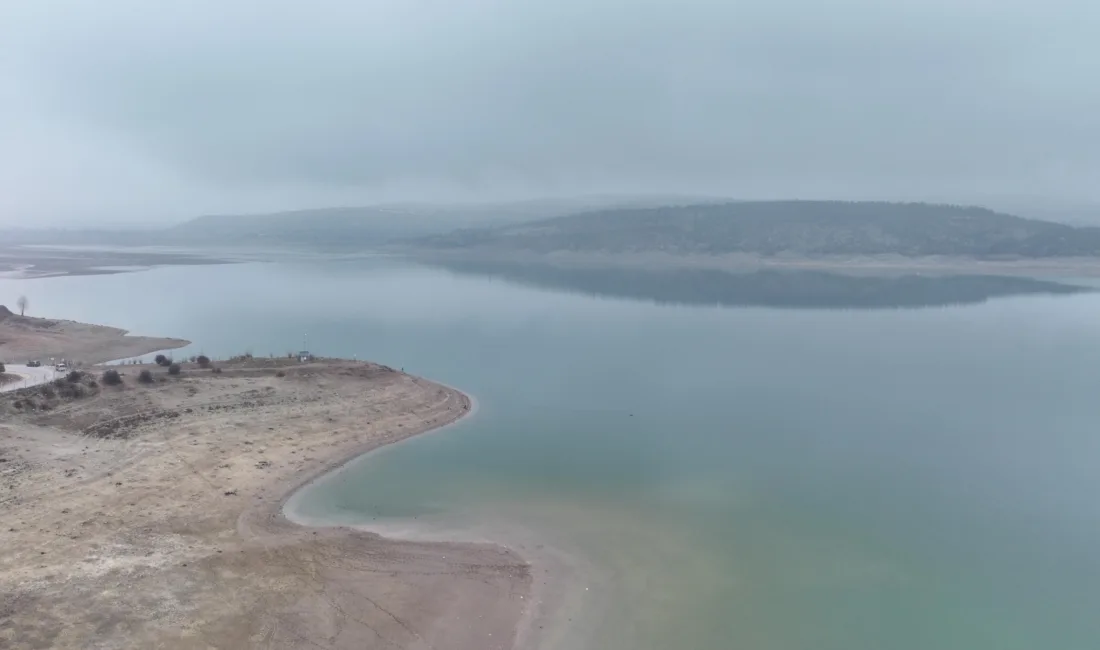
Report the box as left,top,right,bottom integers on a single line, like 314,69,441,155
57,382,86,399
102,369,123,386
275,370,286,378
138,369,154,384
155,354,171,367
66,370,83,383
197,355,211,368
39,384,56,398
168,363,181,376
211,366,223,374
0,362,5,373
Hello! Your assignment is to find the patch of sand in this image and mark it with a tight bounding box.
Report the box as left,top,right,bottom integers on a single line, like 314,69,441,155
0,357,529,650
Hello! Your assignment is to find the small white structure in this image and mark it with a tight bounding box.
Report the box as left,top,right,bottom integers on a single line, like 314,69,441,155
298,351,312,362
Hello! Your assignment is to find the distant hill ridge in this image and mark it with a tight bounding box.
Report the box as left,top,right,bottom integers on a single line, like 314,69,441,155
159,196,716,249
412,201,1100,258
7,199,1100,258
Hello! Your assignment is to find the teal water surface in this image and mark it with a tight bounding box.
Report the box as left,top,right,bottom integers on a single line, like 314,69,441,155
5,259,1100,649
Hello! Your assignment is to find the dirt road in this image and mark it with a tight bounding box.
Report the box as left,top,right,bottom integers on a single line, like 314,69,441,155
0,364,57,393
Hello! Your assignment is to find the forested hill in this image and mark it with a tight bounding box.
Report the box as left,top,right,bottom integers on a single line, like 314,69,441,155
412,201,1100,258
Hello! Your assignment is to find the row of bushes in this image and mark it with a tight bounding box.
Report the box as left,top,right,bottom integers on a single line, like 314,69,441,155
24,372,97,402
103,363,181,386
15,351,246,392
154,354,210,368
145,351,306,366
9,357,226,398
26,355,247,403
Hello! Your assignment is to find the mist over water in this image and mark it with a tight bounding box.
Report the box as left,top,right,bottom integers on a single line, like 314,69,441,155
6,258,1100,649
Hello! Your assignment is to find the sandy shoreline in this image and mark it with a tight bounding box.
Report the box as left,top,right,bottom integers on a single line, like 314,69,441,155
282,373,618,650
228,371,539,650
280,388,596,650
278,381,481,513
1,333,535,650
0,245,229,280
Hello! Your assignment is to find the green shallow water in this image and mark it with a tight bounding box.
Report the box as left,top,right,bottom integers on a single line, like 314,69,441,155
6,259,1100,649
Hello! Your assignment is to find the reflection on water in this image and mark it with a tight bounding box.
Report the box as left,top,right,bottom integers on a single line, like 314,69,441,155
425,259,1090,308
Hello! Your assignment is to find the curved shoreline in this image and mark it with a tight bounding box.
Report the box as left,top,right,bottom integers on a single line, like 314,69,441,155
275,378,598,650
276,378,480,519
234,371,478,541
274,377,600,650
235,373,553,650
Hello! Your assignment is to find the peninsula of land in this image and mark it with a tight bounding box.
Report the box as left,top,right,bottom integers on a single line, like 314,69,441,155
0,313,527,650
0,305,189,365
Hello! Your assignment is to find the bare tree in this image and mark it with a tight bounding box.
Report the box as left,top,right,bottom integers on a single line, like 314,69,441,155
16,295,27,316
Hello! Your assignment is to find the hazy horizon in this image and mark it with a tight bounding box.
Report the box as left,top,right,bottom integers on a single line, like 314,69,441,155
4,195,1100,233
4,0,1100,226
9,195,1100,233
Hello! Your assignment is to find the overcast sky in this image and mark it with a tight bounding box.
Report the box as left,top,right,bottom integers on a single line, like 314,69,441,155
3,0,1099,226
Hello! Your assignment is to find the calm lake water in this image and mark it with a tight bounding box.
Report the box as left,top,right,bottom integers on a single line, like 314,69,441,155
5,258,1100,649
